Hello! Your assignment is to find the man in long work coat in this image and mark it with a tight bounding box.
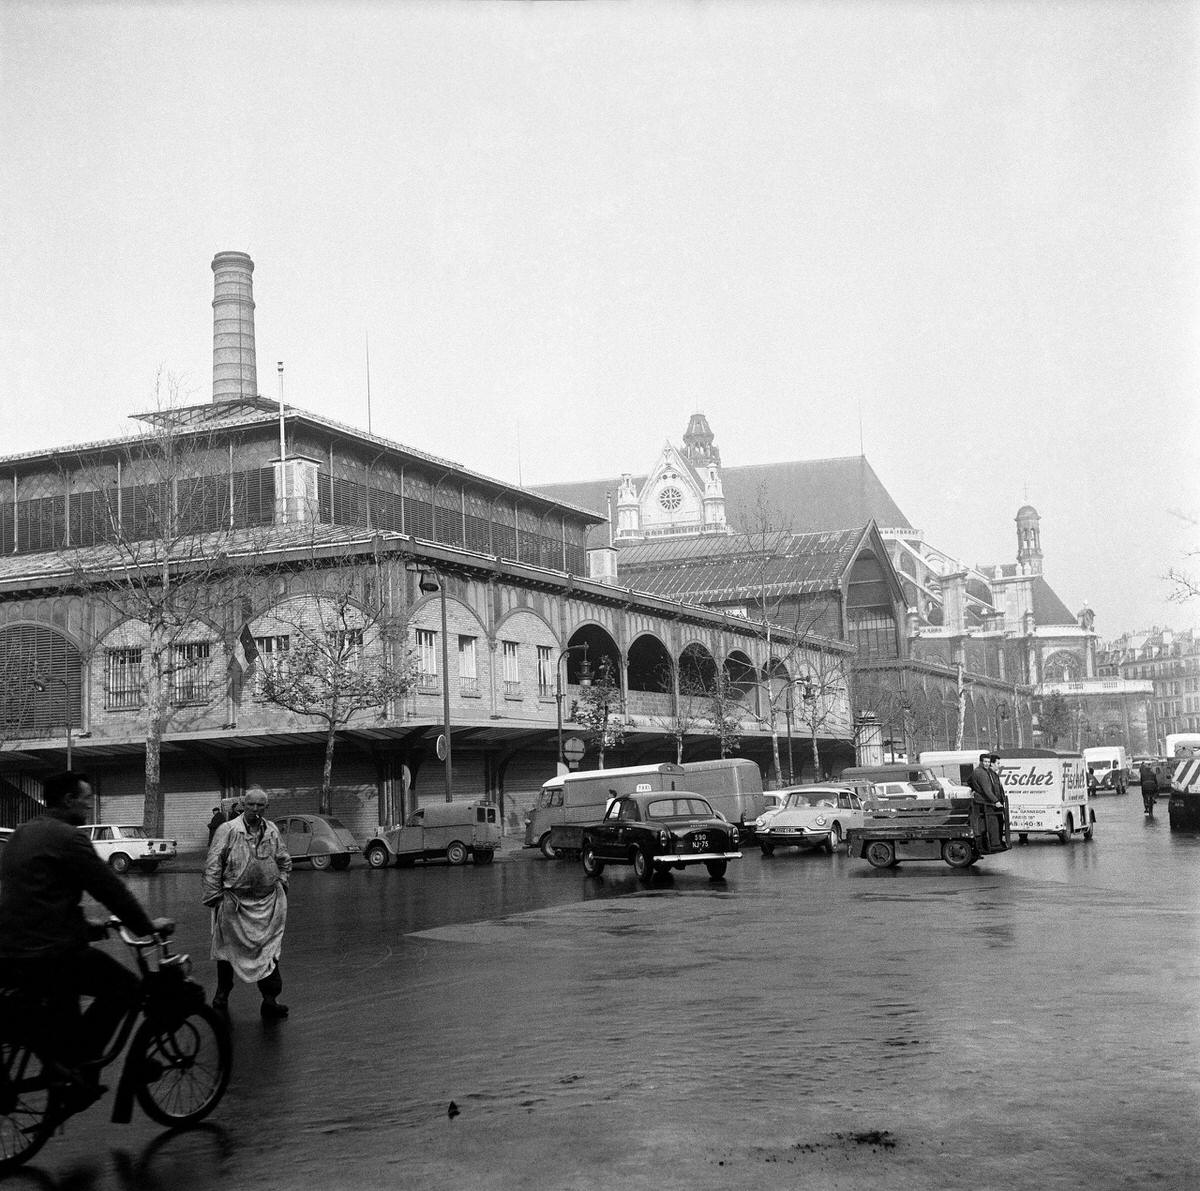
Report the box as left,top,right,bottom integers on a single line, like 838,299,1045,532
202,791,291,1020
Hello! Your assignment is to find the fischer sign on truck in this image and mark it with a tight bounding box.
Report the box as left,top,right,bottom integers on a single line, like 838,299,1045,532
993,750,1094,844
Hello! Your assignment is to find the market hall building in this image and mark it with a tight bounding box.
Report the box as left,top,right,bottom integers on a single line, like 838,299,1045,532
0,252,854,848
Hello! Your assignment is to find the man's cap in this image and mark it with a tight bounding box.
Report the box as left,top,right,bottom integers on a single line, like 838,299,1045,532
979,752,991,762
988,753,1001,762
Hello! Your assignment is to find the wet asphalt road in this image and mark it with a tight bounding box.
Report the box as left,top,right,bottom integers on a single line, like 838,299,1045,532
7,791,1199,1191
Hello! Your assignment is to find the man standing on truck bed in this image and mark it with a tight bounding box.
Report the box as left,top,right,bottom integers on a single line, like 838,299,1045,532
968,753,1007,849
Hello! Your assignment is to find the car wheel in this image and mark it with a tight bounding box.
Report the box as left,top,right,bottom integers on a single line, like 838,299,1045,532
581,843,605,877
830,822,844,851
109,853,131,875
538,833,557,860
1017,833,1028,844
632,847,655,885
759,841,775,857
942,839,976,868
330,853,352,870
705,860,728,879
472,849,495,865
446,841,468,866
1083,811,1096,841
865,840,896,869
309,852,333,871
1058,817,1073,845
365,843,390,869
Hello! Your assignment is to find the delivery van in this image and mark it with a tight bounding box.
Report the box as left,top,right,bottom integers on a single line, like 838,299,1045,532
524,763,686,858
680,758,765,833
917,750,985,795
1082,746,1129,794
363,800,501,868
993,750,1094,844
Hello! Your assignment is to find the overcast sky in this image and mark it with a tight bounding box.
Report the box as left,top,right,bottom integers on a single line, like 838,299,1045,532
3,1,1197,637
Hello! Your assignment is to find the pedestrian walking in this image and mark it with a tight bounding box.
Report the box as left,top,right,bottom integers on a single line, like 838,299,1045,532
206,806,225,844
1140,763,1158,815
202,791,292,1020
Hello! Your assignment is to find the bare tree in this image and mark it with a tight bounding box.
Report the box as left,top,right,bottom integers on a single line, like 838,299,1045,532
701,669,745,759
0,639,41,753
254,571,414,817
571,657,628,769
62,373,272,835
792,648,851,780
650,661,709,764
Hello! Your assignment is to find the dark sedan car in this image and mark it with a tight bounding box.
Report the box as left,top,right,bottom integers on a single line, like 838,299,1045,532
580,792,742,884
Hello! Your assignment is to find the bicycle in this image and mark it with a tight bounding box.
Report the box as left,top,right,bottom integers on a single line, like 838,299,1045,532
0,918,232,1173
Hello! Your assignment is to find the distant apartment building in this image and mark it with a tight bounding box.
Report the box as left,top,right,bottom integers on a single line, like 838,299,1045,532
1097,626,1200,752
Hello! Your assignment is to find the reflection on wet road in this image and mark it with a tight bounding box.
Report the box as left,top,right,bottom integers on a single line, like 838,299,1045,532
14,792,1200,1190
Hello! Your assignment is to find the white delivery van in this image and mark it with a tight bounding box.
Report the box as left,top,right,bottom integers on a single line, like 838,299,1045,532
1082,746,1130,794
524,763,687,858
363,800,501,868
917,750,984,796
993,750,1094,844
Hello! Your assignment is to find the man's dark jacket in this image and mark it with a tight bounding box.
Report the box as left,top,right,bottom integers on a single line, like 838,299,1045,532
0,814,156,960
968,765,1005,805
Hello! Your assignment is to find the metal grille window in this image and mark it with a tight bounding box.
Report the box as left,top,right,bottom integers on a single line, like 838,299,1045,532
537,646,553,697
327,629,364,669
17,496,67,552
171,642,211,705
416,629,438,688
502,640,520,695
106,648,144,710
253,635,290,698
849,613,899,661
458,635,478,695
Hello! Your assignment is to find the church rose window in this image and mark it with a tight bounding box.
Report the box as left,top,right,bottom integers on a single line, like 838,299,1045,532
658,486,682,512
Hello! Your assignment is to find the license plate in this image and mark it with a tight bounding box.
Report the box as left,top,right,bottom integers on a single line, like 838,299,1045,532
691,834,709,852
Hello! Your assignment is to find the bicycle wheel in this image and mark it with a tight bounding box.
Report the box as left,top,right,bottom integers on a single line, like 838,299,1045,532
0,1040,59,1172
131,1005,231,1127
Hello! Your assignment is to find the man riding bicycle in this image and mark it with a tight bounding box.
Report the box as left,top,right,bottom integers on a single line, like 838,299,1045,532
0,771,173,1109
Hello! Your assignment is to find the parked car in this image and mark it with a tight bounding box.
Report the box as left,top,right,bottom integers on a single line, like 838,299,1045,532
580,792,742,884
756,785,865,855
80,824,177,874
273,814,360,870
364,800,501,868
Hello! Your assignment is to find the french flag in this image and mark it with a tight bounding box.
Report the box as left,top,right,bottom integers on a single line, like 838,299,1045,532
232,625,259,677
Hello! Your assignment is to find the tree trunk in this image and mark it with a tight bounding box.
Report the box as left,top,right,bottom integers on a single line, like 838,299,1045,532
675,736,684,764
320,725,337,817
142,640,166,836
809,729,821,779
770,726,782,788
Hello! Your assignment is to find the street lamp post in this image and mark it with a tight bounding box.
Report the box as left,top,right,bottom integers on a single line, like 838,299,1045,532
783,676,815,784
30,674,73,768
555,644,591,770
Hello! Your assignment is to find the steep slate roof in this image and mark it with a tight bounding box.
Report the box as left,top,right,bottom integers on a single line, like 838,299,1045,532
988,563,1078,628
531,455,912,547
616,527,870,604
1030,576,1079,627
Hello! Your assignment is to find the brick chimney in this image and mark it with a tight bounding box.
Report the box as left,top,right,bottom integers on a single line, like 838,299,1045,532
211,251,258,402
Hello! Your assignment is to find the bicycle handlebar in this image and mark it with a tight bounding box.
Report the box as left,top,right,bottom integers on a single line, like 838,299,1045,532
106,916,176,947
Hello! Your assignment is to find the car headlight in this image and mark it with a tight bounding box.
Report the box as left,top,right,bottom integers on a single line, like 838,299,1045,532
658,828,672,849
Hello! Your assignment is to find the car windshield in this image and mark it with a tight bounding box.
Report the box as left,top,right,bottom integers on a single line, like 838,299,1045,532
118,826,148,839
646,797,715,819
910,781,942,794
785,792,837,808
